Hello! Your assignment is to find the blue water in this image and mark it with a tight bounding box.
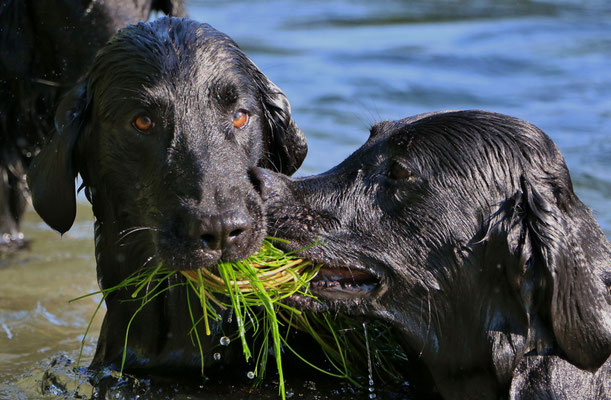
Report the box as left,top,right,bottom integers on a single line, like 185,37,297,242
1,1,609,398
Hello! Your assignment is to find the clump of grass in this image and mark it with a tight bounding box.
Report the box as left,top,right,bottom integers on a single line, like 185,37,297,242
73,239,408,399
73,239,353,399
178,238,331,398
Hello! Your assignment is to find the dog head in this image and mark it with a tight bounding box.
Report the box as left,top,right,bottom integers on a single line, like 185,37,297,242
258,110,610,397
28,17,307,275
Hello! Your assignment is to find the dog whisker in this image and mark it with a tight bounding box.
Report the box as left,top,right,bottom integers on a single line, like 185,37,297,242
117,227,157,244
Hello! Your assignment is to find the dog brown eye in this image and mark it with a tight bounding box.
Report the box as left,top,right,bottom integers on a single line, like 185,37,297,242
389,161,411,180
233,110,249,128
133,115,153,132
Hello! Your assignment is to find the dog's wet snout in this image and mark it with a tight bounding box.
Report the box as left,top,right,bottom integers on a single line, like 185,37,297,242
191,211,251,252
250,167,280,200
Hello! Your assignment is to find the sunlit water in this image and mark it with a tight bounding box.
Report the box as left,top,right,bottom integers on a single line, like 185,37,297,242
1,0,609,398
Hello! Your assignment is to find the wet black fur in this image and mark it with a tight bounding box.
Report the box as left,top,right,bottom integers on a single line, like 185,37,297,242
0,0,185,249
27,17,307,374
260,110,611,399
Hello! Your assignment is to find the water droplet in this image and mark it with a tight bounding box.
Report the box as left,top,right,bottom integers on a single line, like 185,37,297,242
213,352,221,360
226,309,233,324
246,371,255,379
220,336,230,346
364,322,376,398
363,323,374,380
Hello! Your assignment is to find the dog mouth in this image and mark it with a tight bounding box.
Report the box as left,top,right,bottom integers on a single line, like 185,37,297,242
307,264,380,300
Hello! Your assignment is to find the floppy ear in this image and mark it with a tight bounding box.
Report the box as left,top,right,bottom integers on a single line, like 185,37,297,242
507,177,611,370
255,74,307,176
27,84,88,234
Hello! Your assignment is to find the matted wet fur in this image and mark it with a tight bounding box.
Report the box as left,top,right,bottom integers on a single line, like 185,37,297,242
257,110,611,399
0,0,185,249
27,17,307,375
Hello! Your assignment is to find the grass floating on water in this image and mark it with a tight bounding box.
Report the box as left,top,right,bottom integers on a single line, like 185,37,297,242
72,238,408,399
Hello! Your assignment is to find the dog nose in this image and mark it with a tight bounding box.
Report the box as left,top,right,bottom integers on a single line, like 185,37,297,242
194,211,251,251
249,167,277,200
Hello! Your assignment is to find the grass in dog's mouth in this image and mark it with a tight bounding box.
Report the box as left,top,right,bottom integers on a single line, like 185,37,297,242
72,238,406,399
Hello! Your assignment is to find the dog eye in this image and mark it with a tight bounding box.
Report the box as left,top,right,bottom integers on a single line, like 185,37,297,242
132,114,154,133
389,161,411,180
233,110,249,129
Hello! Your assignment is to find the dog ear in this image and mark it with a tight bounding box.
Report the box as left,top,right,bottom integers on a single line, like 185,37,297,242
27,83,88,234
255,74,307,176
507,177,611,370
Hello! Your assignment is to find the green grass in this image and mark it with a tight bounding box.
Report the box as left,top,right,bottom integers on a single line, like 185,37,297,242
72,238,408,399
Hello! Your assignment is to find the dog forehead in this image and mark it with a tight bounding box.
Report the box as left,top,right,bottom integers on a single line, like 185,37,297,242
385,111,484,153
94,18,243,78
369,120,398,138
88,19,259,116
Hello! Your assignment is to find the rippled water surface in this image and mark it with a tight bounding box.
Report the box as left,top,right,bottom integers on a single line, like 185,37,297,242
1,0,609,398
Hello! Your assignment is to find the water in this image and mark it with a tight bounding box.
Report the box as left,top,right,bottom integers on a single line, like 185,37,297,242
1,0,610,398
362,322,376,399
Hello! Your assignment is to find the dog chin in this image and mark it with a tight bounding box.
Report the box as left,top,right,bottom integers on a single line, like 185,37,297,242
285,288,381,316
155,238,221,271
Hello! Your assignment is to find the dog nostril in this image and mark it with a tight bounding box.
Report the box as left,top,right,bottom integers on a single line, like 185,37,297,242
249,167,275,200
229,228,244,238
248,169,263,196
200,233,218,247
196,211,251,251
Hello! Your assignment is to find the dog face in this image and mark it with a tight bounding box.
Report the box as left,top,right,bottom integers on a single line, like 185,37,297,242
259,110,611,398
28,18,307,273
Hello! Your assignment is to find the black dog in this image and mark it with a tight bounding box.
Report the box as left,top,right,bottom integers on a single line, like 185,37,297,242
0,0,185,249
27,17,307,375
257,110,611,399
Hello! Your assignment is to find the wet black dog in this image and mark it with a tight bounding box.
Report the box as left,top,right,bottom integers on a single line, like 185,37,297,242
27,17,307,375
0,0,185,249
258,110,611,399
